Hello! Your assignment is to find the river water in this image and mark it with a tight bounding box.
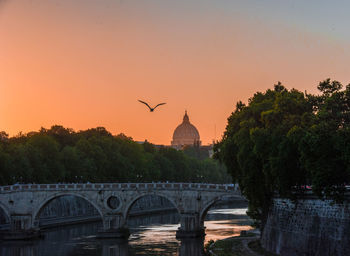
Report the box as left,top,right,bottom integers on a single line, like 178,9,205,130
0,203,252,256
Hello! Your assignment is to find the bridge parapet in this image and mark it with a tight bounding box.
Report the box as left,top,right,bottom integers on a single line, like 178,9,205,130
0,183,240,193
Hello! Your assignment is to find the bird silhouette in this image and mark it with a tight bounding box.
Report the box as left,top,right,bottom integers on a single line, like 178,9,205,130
138,100,166,112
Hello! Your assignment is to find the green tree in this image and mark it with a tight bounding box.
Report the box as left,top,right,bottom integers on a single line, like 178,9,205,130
26,134,64,183
216,79,350,232
0,125,231,185
299,79,350,200
215,83,313,230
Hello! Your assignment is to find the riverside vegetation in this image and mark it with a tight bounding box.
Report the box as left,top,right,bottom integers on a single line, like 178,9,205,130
215,79,350,233
0,127,230,185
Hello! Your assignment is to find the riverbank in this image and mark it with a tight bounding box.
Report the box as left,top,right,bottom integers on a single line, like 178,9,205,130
207,231,279,256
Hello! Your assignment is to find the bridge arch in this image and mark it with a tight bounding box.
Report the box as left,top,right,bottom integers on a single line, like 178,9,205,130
123,192,180,220
32,192,104,226
199,195,243,224
0,201,10,223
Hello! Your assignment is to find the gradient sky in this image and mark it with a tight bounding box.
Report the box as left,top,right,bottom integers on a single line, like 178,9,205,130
1,0,350,144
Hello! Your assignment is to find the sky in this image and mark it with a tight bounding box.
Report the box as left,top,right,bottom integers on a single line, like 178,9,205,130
1,0,350,145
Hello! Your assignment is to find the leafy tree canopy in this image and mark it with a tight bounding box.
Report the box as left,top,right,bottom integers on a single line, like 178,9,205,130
214,79,350,230
0,126,230,185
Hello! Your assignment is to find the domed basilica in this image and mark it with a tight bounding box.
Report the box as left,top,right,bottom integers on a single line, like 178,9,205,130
171,111,201,149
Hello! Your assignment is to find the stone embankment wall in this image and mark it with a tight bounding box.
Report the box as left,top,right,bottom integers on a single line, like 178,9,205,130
261,197,350,256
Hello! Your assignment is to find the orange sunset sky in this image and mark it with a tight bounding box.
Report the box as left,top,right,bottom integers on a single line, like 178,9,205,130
1,0,350,145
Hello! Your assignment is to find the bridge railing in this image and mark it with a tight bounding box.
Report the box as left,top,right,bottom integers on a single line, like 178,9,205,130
0,183,240,193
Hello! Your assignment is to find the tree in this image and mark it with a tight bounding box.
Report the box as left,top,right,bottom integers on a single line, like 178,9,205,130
0,125,231,185
299,79,350,200
214,81,350,232
26,134,64,183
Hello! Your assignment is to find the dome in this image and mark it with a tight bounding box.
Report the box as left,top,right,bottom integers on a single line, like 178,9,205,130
171,111,201,148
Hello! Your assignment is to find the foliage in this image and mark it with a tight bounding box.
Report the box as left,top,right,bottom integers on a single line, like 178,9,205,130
183,144,210,160
208,238,245,256
215,79,350,231
0,126,231,185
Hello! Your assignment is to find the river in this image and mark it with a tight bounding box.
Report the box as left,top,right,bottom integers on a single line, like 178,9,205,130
0,202,252,256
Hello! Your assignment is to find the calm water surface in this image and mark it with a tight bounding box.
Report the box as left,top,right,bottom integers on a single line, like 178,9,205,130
0,206,252,256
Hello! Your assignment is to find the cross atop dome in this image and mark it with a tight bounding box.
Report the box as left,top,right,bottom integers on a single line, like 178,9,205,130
183,110,189,123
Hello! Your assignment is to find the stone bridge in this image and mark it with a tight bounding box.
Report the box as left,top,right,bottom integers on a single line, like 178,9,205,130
0,183,241,240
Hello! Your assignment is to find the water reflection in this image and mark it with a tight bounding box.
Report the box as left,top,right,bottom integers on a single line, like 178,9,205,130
100,237,204,256
0,241,38,256
0,205,252,256
1,236,206,256
100,239,129,256
178,238,204,256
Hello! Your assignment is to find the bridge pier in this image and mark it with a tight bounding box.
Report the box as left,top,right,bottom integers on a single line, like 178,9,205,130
0,214,41,240
97,214,130,239
176,213,205,238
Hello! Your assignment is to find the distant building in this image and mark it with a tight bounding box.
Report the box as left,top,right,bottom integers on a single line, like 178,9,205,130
200,144,214,158
138,111,213,157
171,111,201,150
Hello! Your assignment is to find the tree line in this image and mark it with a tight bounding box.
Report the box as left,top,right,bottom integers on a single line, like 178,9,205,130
215,79,350,230
0,126,230,185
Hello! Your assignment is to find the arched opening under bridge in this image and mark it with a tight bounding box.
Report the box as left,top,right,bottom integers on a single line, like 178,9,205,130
0,204,10,230
200,196,253,241
125,193,180,249
33,194,103,228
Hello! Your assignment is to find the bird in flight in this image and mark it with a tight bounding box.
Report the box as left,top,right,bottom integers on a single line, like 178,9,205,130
138,100,166,112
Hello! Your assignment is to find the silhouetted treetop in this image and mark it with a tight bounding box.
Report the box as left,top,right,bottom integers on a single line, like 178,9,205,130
0,126,230,185
215,79,350,231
